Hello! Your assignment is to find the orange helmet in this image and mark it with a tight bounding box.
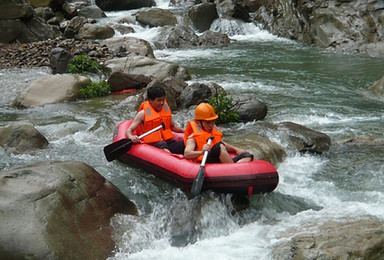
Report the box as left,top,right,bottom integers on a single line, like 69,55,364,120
195,103,218,121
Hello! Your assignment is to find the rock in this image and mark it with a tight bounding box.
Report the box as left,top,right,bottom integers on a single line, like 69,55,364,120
108,71,152,92
233,95,268,121
178,82,213,108
63,16,89,39
105,55,191,81
0,38,116,68
102,36,155,58
198,30,231,47
78,5,107,19
0,20,26,43
135,7,177,27
29,0,57,8
95,0,156,11
77,23,115,40
229,133,286,165
251,121,331,155
254,0,384,57
273,216,384,260
0,161,138,259
0,122,49,154
0,1,34,20
216,0,251,22
277,121,332,154
369,75,384,97
12,74,90,108
188,2,218,32
154,25,200,49
50,47,73,74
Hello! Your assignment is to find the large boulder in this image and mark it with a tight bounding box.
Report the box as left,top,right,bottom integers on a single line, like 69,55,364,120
105,55,191,81
135,7,177,27
12,74,90,108
108,71,152,92
0,122,49,154
0,0,61,43
102,36,155,58
188,2,218,32
0,161,138,259
254,0,384,57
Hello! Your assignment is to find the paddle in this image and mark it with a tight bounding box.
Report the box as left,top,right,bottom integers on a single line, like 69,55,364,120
189,136,214,199
104,123,165,162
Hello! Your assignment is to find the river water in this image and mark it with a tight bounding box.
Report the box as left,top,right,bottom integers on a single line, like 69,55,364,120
1,1,384,259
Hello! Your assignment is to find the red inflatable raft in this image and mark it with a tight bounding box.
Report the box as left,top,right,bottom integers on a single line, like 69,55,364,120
112,120,279,196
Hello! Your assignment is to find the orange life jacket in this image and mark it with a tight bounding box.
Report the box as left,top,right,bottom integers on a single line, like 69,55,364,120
184,120,223,162
138,100,173,143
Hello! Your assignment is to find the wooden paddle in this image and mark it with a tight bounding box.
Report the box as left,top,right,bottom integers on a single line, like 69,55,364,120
104,123,165,162
189,136,214,199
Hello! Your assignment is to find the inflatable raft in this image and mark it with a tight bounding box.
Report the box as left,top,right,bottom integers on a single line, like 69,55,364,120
112,120,279,196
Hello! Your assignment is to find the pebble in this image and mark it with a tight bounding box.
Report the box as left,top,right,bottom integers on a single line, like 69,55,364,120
0,37,116,69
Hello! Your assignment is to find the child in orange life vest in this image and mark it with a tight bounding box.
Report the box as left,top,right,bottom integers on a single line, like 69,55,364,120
126,85,185,154
184,103,253,163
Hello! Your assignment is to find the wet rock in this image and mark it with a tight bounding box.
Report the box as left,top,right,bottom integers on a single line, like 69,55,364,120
0,161,138,259
178,82,213,108
154,25,200,49
12,74,90,108
188,2,219,32
273,216,384,260
233,95,268,121
198,30,231,47
0,122,49,154
369,75,384,97
277,122,332,154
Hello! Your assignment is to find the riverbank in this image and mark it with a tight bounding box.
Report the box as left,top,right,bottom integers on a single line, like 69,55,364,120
0,37,114,69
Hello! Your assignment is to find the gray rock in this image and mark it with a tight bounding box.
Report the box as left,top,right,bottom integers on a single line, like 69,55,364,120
0,122,49,154
0,161,137,259
12,74,90,108
273,216,384,260
135,7,177,27
188,2,219,32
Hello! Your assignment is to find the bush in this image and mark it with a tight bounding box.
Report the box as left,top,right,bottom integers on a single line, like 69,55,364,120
207,94,240,124
79,81,111,99
68,55,101,75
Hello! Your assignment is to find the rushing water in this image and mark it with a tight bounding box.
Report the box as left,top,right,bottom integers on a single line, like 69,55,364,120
1,2,384,259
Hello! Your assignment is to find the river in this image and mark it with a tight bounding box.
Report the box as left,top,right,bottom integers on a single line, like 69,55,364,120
1,1,384,259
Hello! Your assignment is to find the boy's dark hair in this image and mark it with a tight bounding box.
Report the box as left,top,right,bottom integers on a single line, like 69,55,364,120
147,86,166,100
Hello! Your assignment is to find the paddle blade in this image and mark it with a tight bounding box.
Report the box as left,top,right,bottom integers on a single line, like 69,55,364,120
189,166,205,199
103,139,133,162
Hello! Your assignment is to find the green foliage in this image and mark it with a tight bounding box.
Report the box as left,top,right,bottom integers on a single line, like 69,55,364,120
68,55,101,75
79,81,111,99
207,94,240,125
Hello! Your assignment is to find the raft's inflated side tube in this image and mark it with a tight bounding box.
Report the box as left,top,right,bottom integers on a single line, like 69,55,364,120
112,120,279,196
